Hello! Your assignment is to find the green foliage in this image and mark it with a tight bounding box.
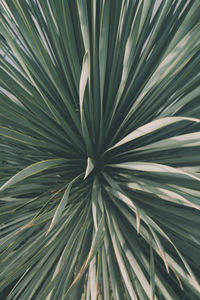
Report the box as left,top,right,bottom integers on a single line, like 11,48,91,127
0,1,200,299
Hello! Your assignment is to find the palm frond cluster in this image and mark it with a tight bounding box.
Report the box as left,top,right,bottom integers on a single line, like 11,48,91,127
0,1,200,299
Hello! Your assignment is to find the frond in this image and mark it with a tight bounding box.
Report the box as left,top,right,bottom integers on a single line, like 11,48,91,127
0,1,200,299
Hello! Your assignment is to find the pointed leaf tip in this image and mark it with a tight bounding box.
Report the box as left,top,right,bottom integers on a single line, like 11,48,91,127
84,157,94,179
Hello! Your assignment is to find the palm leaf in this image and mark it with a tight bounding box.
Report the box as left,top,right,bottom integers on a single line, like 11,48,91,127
0,0,200,299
